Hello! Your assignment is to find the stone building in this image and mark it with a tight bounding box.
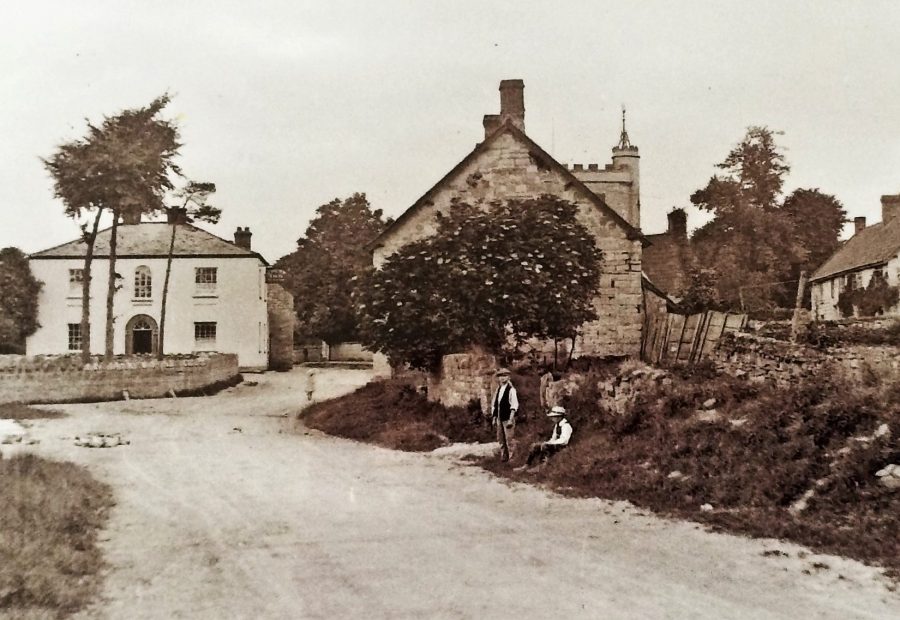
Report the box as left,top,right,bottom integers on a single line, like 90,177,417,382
370,79,671,371
642,207,692,299
810,194,900,320
27,212,292,371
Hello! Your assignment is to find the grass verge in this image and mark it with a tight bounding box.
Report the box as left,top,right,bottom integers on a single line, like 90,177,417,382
0,453,114,617
302,378,491,451
0,403,66,420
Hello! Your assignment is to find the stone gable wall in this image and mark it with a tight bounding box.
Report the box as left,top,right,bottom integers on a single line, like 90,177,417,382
0,353,239,404
373,132,643,358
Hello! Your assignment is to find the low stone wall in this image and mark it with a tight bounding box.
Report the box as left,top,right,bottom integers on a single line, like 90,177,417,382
329,342,374,362
0,353,239,404
711,332,900,384
427,349,497,412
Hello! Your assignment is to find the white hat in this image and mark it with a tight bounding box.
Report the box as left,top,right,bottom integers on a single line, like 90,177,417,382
547,406,566,417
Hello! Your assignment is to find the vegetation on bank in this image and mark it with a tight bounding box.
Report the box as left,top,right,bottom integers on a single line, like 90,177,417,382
303,364,900,578
0,454,114,617
0,403,65,420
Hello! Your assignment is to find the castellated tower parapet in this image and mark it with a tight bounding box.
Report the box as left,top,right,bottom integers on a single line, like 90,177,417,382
568,108,641,228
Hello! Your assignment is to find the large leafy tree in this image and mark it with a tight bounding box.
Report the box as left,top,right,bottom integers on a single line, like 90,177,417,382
782,188,847,282
44,95,181,361
158,181,220,358
355,196,603,371
0,248,43,353
689,127,806,312
275,193,390,344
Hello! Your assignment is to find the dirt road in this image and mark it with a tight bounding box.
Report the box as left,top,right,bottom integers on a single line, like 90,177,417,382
12,368,900,619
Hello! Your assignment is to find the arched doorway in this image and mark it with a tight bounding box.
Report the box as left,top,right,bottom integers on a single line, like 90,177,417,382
125,314,158,356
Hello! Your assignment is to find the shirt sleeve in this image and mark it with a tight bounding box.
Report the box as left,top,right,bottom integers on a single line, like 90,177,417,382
548,421,572,445
508,386,519,413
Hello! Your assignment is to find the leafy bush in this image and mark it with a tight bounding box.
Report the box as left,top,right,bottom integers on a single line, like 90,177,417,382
356,195,603,371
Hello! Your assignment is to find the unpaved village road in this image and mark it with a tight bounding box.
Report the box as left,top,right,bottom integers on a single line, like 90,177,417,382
10,368,900,619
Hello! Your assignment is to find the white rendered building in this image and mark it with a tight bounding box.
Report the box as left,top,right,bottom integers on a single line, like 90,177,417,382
27,217,269,370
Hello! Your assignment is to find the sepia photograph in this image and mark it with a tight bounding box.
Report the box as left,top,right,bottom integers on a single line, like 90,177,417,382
2,1,900,618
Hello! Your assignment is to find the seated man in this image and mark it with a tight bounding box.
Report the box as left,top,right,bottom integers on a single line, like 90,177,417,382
524,406,573,467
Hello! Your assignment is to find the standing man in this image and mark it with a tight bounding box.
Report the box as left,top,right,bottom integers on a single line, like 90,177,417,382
491,367,518,462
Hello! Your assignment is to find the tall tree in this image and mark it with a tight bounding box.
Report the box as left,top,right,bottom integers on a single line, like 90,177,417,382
158,182,219,359
782,188,847,280
690,127,804,311
355,196,603,371
0,248,43,353
275,193,390,344
44,95,181,361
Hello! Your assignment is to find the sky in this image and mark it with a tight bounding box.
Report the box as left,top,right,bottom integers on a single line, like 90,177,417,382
2,1,900,262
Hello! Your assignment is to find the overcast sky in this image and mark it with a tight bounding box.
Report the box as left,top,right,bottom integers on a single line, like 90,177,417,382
3,1,900,262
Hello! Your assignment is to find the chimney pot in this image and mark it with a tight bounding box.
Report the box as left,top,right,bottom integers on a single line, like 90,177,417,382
588,163,599,171
122,212,141,225
482,114,501,139
167,207,189,225
234,227,253,250
854,216,867,235
498,79,525,131
573,164,584,172
881,194,900,224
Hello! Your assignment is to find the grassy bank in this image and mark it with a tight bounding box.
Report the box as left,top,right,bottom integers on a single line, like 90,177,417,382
0,454,114,617
302,379,491,451
304,364,900,578
0,403,65,420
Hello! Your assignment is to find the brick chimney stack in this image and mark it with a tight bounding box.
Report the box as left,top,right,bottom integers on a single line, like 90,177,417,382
498,79,525,131
482,114,501,139
854,216,867,235
167,207,189,225
234,227,252,250
667,208,687,240
121,212,141,225
881,194,900,224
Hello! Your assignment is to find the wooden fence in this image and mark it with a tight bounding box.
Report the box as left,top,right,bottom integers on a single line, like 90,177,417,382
642,310,747,365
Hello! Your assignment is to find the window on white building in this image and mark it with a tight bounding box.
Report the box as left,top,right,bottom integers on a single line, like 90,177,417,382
67,323,82,351
69,269,84,296
194,322,217,350
195,267,218,295
134,266,152,298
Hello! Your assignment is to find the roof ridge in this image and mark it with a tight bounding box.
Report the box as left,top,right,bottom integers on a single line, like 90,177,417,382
370,120,647,249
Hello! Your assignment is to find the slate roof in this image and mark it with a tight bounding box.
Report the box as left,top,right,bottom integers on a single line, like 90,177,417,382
810,216,900,282
370,120,648,249
30,222,267,264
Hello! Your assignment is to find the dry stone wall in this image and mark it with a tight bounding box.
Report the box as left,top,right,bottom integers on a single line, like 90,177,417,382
711,332,900,385
427,349,497,413
0,353,239,404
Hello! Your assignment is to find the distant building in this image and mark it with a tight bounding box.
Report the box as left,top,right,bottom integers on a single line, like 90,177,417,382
370,79,672,370
27,211,275,370
810,195,900,320
643,208,692,299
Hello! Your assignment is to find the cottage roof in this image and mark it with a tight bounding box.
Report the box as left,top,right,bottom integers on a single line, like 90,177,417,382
30,222,268,264
370,120,648,249
810,216,900,282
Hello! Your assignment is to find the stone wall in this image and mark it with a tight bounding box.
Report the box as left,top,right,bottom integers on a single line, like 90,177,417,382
711,332,900,384
372,131,643,358
426,349,497,412
266,278,295,371
0,353,239,404
328,342,374,362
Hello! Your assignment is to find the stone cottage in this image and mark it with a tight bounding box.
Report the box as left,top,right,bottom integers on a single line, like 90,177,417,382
370,79,671,372
810,194,900,320
28,210,294,371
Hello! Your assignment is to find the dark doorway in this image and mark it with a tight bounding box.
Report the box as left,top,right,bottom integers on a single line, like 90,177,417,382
125,314,158,356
